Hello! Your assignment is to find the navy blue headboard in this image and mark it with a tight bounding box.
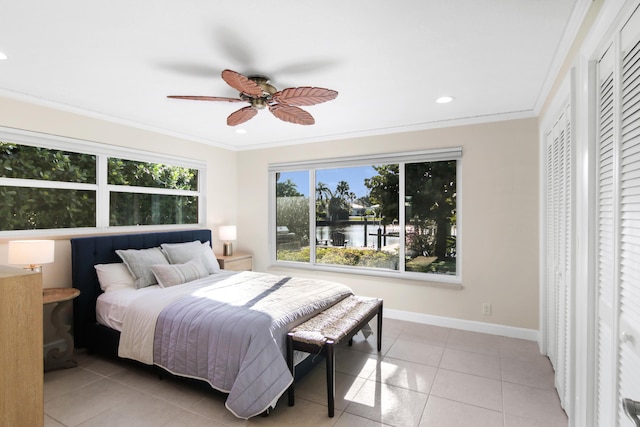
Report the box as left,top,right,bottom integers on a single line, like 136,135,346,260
71,229,212,349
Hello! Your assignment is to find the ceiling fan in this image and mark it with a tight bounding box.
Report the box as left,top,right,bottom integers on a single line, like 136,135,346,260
167,69,338,126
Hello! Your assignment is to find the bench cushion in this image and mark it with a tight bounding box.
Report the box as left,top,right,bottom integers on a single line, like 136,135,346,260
289,295,382,346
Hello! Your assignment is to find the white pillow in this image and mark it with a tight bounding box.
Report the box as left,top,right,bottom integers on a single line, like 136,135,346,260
94,263,136,292
161,240,220,274
150,259,209,288
116,247,169,289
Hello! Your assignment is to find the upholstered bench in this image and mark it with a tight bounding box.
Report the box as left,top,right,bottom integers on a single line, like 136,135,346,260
286,295,383,417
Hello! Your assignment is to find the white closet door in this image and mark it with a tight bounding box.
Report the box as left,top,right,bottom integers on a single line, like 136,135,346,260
545,122,559,369
596,44,617,427
617,10,640,426
594,5,640,426
544,101,572,411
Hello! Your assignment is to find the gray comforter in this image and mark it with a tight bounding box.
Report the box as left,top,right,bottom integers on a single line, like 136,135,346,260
152,271,352,419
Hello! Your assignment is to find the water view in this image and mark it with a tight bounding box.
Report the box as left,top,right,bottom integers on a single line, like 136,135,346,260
316,223,400,250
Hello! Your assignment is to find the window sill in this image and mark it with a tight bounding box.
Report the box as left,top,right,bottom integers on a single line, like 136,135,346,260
270,260,462,289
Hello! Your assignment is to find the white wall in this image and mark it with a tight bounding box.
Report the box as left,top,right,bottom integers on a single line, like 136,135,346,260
237,118,540,331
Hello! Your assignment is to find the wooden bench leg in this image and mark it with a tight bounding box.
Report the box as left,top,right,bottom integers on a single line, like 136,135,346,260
325,340,335,417
286,333,295,407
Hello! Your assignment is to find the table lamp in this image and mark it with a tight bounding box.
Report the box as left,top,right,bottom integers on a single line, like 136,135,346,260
8,240,55,272
219,226,237,256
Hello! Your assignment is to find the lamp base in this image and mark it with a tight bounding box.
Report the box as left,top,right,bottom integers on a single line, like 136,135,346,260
223,242,233,256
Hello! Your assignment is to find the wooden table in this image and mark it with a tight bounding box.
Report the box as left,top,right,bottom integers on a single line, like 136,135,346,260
43,287,80,372
216,252,253,271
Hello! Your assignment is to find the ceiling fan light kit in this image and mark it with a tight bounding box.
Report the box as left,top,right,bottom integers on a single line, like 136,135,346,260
168,69,338,126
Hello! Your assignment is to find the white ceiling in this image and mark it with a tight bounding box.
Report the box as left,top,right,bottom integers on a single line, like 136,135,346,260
0,0,581,150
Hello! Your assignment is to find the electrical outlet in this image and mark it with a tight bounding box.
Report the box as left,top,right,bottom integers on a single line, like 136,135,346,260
482,303,492,316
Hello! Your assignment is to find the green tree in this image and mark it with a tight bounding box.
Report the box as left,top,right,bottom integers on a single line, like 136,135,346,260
405,161,456,259
364,164,399,226
276,179,303,197
1,142,199,230
364,161,456,260
316,180,354,222
276,195,310,249
315,181,332,221
1,142,97,230
108,158,199,226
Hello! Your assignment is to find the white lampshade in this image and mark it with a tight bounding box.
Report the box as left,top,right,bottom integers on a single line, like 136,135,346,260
8,240,55,270
219,226,237,241
219,226,237,256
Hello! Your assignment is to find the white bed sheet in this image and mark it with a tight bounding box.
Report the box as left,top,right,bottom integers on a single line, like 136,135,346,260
96,286,160,331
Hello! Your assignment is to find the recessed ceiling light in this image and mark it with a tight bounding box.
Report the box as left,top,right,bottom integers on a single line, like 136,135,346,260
235,128,247,134
436,96,455,104
0,51,8,60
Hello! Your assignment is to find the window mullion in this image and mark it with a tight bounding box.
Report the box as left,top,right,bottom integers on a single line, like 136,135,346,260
106,185,199,196
309,169,316,265
0,177,96,191
96,155,108,228
399,162,406,272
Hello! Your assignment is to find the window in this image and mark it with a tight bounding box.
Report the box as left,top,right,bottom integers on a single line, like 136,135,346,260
0,127,205,234
270,148,461,283
107,158,199,226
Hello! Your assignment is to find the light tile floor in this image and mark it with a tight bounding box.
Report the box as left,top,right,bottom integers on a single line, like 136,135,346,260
44,319,568,427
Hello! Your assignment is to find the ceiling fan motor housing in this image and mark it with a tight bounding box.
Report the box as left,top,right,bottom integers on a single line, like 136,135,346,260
242,76,276,110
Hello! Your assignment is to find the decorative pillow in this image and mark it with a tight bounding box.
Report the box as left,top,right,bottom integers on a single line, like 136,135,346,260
115,247,169,289
150,259,209,288
198,241,221,273
161,240,220,274
94,263,136,292
161,240,202,263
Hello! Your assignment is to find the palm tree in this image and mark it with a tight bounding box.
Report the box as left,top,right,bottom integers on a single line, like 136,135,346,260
315,182,332,220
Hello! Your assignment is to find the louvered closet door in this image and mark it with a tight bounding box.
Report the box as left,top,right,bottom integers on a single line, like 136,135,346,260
595,6,640,426
545,123,559,371
596,44,617,427
544,103,572,412
558,105,572,411
617,9,640,426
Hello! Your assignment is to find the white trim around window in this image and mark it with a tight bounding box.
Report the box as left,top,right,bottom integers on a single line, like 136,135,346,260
269,147,462,286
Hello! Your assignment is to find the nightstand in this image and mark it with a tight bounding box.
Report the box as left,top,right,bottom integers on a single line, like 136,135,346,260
217,252,253,271
43,287,80,372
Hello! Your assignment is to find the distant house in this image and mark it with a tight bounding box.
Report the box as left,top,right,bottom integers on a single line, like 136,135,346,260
351,203,366,216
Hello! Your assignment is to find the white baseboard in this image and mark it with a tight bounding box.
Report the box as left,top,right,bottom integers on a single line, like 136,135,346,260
384,308,539,342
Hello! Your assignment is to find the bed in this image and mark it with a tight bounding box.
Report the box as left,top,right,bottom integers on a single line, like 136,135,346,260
71,229,353,419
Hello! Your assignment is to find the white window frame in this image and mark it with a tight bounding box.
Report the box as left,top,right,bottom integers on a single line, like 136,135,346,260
0,126,206,237
269,147,462,286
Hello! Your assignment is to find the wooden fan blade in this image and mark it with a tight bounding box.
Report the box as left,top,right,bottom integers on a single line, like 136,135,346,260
227,106,258,126
269,104,315,125
221,69,263,97
167,95,245,102
272,87,338,106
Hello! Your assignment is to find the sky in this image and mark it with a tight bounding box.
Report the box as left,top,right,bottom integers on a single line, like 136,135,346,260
279,166,378,199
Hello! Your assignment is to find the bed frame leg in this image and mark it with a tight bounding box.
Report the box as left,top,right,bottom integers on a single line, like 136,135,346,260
154,366,164,380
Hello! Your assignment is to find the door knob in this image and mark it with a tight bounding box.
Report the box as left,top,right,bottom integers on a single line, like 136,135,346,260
623,398,640,427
